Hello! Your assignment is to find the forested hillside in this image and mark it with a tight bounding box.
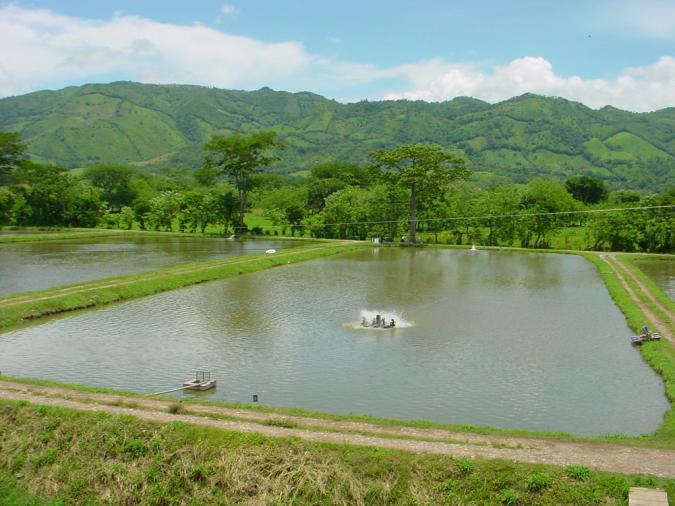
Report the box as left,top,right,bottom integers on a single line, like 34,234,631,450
0,81,673,190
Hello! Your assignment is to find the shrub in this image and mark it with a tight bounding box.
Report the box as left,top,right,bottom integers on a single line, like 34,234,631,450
262,418,298,429
500,488,520,505
525,472,551,492
456,458,474,475
565,465,592,481
123,438,147,457
167,403,184,414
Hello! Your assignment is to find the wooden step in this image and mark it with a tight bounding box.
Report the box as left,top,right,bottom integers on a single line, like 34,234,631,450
629,487,669,506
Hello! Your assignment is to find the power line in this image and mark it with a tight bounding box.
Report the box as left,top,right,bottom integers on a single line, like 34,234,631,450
253,204,675,229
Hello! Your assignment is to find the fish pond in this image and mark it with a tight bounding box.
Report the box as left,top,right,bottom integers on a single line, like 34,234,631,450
0,248,667,435
0,235,305,296
634,258,674,300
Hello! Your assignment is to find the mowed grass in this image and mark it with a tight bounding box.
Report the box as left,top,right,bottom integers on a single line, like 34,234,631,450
1,399,674,505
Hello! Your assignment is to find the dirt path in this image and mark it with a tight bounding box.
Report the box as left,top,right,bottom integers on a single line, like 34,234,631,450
1,381,673,478
598,253,673,344
0,242,352,309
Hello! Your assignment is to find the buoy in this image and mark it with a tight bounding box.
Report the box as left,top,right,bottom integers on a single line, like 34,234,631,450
266,249,276,254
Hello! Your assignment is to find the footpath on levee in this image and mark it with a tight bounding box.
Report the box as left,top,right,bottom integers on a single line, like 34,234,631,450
597,252,673,345
0,379,673,478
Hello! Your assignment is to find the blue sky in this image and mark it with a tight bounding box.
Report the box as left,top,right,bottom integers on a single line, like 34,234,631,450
1,1,674,110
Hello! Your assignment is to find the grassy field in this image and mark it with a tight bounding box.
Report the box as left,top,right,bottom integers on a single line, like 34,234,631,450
1,399,673,505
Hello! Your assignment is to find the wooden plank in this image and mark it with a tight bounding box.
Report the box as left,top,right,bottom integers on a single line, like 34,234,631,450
629,487,668,506
148,385,193,396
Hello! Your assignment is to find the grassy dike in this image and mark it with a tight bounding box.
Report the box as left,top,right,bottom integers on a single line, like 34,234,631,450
0,229,143,244
0,241,365,331
1,399,673,505
0,228,282,244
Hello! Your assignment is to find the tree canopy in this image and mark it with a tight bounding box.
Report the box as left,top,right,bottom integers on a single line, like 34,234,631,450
0,131,27,182
565,175,607,204
204,131,279,230
371,144,469,243
83,165,138,210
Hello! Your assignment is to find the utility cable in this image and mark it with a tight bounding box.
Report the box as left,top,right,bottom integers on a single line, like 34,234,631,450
248,204,674,229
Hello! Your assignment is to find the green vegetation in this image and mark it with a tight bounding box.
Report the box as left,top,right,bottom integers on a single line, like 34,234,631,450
371,144,469,243
0,241,365,330
205,130,280,230
1,399,673,505
1,83,674,190
1,110,672,251
565,465,593,481
0,230,134,244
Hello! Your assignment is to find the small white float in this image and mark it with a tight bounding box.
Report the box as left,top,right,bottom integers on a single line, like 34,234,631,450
266,249,276,254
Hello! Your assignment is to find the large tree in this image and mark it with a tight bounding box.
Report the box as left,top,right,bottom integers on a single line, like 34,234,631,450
0,132,27,183
204,131,279,231
519,179,578,248
371,144,468,243
565,175,607,204
83,164,138,210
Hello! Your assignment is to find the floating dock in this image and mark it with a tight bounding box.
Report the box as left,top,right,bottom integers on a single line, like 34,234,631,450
149,371,216,396
182,378,217,391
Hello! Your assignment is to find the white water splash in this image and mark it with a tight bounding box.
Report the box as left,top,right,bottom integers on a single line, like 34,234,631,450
343,309,413,330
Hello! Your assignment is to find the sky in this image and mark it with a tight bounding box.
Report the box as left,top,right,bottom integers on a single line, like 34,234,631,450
0,0,674,111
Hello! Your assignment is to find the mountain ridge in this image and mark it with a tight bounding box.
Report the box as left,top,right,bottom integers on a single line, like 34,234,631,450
0,81,673,190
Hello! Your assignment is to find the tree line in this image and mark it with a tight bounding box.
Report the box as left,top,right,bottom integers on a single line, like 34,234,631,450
0,130,672,252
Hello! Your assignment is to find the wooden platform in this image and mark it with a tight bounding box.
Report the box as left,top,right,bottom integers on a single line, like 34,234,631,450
629,487,669,506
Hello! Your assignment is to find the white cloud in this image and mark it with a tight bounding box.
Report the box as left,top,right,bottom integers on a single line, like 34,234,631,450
220,4,239,15
382,56,675,112
0,4,306,96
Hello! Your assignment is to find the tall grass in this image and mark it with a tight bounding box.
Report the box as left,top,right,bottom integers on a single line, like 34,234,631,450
2,400,673,505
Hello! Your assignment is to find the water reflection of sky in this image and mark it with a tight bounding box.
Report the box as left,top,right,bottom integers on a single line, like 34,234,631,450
0,236,306,296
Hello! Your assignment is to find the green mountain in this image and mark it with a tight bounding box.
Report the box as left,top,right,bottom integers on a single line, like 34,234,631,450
1,81,673,190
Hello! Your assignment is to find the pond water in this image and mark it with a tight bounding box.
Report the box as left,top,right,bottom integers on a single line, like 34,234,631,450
0,248,667,435
635,258,674,300
0,236,305,296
